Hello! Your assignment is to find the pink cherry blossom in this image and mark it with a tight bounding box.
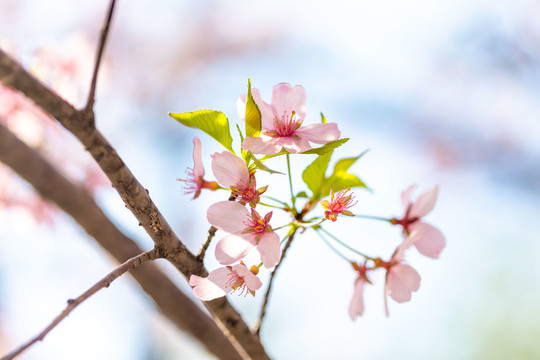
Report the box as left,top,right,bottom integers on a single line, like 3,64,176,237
391,184,446,259
179,138,219,199
189,262,262,301
320,187,357,222
211,151,266,207
377,232,421,316
349,262,371,320
240,83,341,155
207,201,281,270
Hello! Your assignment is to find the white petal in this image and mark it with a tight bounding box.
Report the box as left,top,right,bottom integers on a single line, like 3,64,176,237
215,234,254,265
257,231,281,270
410,185,439,218
211,151,249,188
192,137,204,178
295,123,340,144
207,201,248,233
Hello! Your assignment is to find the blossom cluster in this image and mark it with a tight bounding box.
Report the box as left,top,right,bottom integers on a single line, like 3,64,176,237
174,82,445,321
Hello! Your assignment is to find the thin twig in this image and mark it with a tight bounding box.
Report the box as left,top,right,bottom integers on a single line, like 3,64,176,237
253,228,298,335
84,0,116,112
198,226,217,261
1,248,160,360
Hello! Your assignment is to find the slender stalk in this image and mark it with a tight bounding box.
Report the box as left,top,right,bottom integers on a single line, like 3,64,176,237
314,229,353,262
286,154,296,210
354,214,391,222
85,0,116,112
197,226,217,261
1,249,159,360
319,228,375,260
253,228,298,335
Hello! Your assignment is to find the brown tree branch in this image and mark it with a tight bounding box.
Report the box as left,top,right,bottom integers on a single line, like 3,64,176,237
253,228,298,335
0,121,242,360
85,0,116,113
1,249,160,360
0,49,269,359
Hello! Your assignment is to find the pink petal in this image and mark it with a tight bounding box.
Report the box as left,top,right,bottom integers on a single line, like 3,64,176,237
192,137,204,178
190,269,230,301
401,184,417,210
236,94,247,120
409,222,446,259
271,83,307,119
295,123,340,144
210,151,250,188
242,136,282,155
275,136,312,154
215,234,254,265
349,278,366,320
232,264,262,291
394,231,420,261
207,201,249,233
256,231,281,270
386,264,421,303
410,185,439,218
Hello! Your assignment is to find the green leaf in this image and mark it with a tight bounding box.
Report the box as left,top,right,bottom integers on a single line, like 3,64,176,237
170,110,234,154
302,151,333,199
320,112,327,123
245,79,262,138
236,123,250,163
332,150,369,174
301,138,349,155
250,154,285,175
320,173,367,199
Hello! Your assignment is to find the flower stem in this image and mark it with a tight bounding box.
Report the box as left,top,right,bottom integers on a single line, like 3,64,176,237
319,227,375,260
314,229,353,262
258,201,287,210
286,154,296,211
293,218,325,228
354,214,391,222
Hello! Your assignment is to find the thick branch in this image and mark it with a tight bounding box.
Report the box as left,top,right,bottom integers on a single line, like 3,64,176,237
0,121,242,360
1,249,159,360
0,49,269,359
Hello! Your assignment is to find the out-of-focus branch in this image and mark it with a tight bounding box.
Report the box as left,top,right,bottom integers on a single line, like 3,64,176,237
0,121,242,360
1,249,159,360
85,0,116,113
0,49,270,359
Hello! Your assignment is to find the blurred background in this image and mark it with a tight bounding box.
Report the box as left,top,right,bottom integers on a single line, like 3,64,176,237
1,0,539,359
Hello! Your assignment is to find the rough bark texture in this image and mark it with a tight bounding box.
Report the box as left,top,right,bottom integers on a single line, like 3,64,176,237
0,49,270,359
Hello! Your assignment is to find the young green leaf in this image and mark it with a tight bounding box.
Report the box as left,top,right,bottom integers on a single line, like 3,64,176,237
320,112,327,123
302,151,333,199
250,154,285,175
245,79,262,138
301,138,349,155
319,151,370,198
170,110,235,154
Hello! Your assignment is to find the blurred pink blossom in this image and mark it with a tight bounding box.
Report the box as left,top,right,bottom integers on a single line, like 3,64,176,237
349,262,371,320
179,138,218,199
189,262,262,301
391,185,446,259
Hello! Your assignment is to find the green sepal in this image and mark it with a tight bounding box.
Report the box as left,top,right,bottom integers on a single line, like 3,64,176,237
170,110,235,154
245,79,262,138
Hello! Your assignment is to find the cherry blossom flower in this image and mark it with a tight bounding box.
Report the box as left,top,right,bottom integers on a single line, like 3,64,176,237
349,262,371,320
179,138,219,199
240,83,341,155
189,262,262,301
376,232,421,316
320,187,357,222
207,201,281,270
211,151,267,207
391,184,446,259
